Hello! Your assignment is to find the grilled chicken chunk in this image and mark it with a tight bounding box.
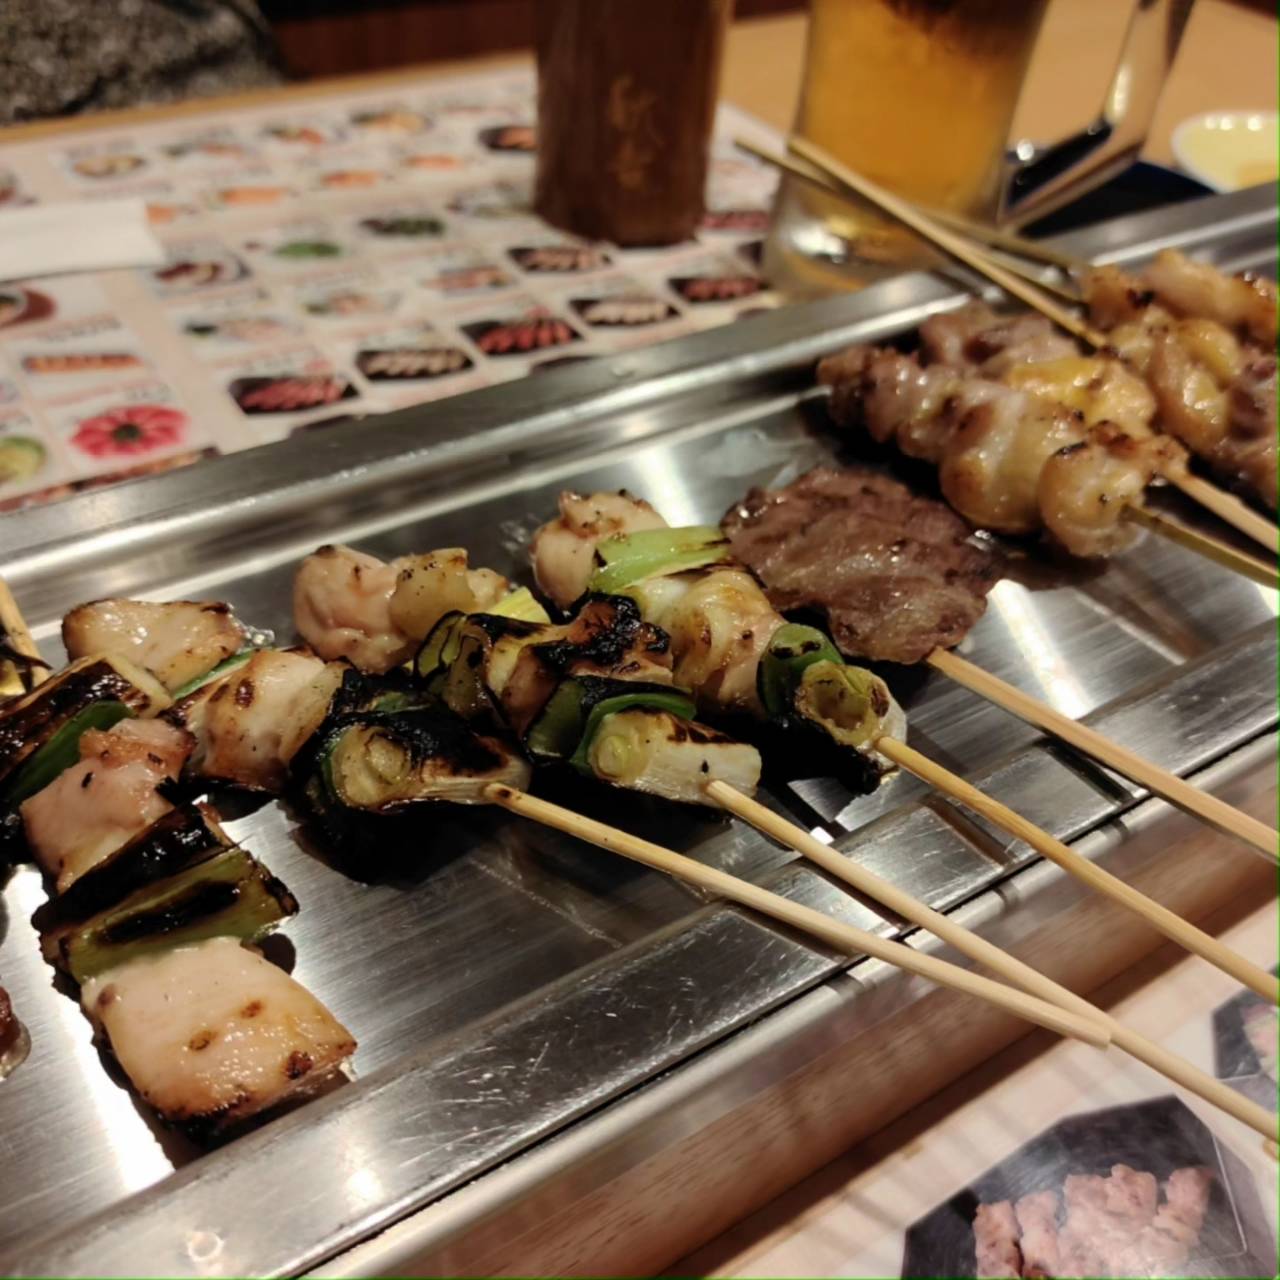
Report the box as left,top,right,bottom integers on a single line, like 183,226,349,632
21,718,194,891
938,391,1087,535
388,548,509,646
1144,248,1277,347
1039,425,1188,559
293,545,412,674
173,649,343,792
62,600,247,693
531,490,666,610
81,937,356,1138
294,544,510,673
919,302,1077,375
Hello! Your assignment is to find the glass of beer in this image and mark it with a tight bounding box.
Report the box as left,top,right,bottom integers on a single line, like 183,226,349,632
765,0,1189,296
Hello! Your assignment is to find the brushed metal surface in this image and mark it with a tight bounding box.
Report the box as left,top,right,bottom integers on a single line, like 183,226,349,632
0,187,1275,1277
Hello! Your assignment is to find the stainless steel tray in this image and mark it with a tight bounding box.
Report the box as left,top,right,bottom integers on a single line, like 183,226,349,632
0,187,1275,1278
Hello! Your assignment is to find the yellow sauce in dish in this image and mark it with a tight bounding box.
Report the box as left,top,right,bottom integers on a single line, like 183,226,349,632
1174,113,1278,192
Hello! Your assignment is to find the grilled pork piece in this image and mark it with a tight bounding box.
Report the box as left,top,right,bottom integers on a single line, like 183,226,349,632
62,599,247,693
81,937,355,1139
972,1201,1022,1279
722,467,1000,665
21,718,193,891
172,649,343,792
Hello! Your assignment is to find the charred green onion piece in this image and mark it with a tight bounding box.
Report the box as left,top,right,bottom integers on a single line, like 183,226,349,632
170,649,253,700
792,661,890,752
319,706,531,810
414,611,471,679
525,675,695,763
486,587,551,625
50,846,298,984
587,527,731,595
583,709,762,805
32,804,231,942
757,623,844,718
0,655,169,800
2,701,132,806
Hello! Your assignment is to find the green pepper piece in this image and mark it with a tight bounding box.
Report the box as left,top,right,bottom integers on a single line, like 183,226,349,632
1,701,133,805
757,624,844,717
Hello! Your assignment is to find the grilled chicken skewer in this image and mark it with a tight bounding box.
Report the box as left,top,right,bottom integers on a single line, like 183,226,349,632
528,487,1277,993
1081,251,1277,513
292,542,762,808
530,495,906,791
0,605,356,1138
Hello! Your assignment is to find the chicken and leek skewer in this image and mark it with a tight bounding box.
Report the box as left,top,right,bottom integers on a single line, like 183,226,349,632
292,546,763,808
0,636,354,1138
530,492,907,791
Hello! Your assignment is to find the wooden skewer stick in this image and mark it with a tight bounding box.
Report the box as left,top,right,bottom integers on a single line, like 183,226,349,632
1125,505,1279,589
786,136,1109,348
787,136,1280,555
926,647,1279,863
0,577,48,691
706,781,1278,1141
484,784,1110,1048
873,735,1279,1003
733,138,1084,295
1170,473,1279,555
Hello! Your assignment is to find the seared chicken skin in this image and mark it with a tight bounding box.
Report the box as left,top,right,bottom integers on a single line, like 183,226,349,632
21,718,194,891
818,340,1187,557
1084,253,1278,507
62,599,247,693
172,649,343,792
81,937,356,1137
1040,425,1189,558
293,544,509,673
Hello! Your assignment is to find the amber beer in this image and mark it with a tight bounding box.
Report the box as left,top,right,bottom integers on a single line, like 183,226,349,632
535,0,731,246
765,0,1051,295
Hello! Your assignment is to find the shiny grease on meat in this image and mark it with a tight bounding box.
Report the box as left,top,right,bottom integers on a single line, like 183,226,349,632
723,467,1001,665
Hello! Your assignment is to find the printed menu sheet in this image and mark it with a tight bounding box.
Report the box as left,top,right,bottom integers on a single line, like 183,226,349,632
0,68,782,512
684,902,1278,1280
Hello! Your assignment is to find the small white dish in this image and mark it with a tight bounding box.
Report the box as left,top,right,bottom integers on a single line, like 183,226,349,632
1172,110,1278,193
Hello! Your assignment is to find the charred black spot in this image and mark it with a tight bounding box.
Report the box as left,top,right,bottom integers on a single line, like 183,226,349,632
99,881,242,946
234,679,255,708
285,1050,314,1080
188,1029,215,1051
200,603,232,616
870,685,891,717
31,804,227,932
80,771,94,789
147,752,163,766
241,1000,263,1019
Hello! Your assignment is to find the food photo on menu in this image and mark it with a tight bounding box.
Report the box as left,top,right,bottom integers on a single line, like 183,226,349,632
0,1,1275,1278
